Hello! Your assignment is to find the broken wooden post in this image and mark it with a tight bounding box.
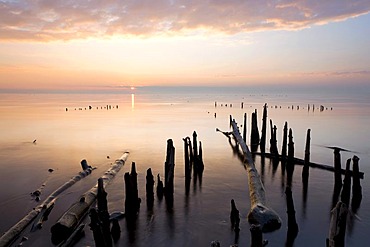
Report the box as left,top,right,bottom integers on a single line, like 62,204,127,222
124,162,141,221
97,178,112,247
281,122,288,160
260,103,267,154
334,148,342,188
302,129,311,181
183,137,191,180
230,199,240,233
351,156,362,211
80,159,91,170
243,112,247,144
198,141,205,174
269,120,279,157
146,168,155,210
340,159,351,207
326,201,348,247
156,174,164,200
50,153,128,244
89,208,105,247
164,139,175,208
251,110,260,152
285,187,298,245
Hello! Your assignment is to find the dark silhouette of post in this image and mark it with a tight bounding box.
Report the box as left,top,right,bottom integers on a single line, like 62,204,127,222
260,103,267,154
230,199,240,233
281,122,288,160
243,113,247,144
334,148,342,188
351,155,362,211
302,129,311,181
164,139,175,208
146,168,154,210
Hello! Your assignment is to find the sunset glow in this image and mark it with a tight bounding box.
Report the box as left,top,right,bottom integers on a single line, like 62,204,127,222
0,1,369,91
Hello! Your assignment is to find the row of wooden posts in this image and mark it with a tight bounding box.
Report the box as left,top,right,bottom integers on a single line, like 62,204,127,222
86,132,205,246
232,103,363,247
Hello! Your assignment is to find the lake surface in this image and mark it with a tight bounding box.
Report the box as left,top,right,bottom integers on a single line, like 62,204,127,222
0,87,369,246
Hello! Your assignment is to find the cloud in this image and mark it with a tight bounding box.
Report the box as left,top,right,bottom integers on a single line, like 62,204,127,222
1,0,370,41
293,70,370,77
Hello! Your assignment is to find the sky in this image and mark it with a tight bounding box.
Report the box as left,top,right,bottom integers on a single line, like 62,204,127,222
0,0,370,92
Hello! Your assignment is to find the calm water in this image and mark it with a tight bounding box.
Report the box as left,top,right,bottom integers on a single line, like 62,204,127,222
0,87,369,246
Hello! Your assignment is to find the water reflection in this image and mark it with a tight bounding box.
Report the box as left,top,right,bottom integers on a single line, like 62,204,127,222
131,93,135,110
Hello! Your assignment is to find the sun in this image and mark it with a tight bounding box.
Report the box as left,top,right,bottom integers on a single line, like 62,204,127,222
130,86,135,90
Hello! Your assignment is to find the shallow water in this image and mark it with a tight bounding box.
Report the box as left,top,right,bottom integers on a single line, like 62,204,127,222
0,88,369,246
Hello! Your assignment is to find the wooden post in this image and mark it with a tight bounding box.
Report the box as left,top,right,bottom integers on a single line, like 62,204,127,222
326,201,348,247
146,168,154,210
183,137,191,180
89,208,105,247
351,155,362,211
251,110,260,152
230,199,240,233
156,174,164,199
243,113,247,144
192,131,198,166
302,129,311,180
164,139,175,208
260,103,267,154
340,159,351,206
287,129,295,187
97,178,112,247
285,187,298,245
334,148,342,188
124,162,141,221
281,122,288,160
198,141,205,174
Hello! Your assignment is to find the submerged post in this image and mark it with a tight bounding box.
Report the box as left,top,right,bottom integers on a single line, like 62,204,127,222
164,139,175,208
243,113,247,144
285,187,298,245
146,168,154,209
351,156,362,211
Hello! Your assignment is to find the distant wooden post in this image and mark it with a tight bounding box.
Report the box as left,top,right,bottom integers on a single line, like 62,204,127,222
287,128,295,187
251,110,260,152
260,103,267,154
281,122,288,160
302,129,311,180
334,148,342,188
193,131,198,166
183,137,191,180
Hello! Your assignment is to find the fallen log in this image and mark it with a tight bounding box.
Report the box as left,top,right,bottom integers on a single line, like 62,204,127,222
50,152,129,244
0,161,95,247
224,118,281,232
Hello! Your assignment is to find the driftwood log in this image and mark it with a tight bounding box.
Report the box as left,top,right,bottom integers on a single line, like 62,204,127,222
0,160,96,247
51,152,129,244
226,118,281,232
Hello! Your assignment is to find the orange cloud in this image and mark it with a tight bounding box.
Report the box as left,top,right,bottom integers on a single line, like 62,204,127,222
1,0,369,41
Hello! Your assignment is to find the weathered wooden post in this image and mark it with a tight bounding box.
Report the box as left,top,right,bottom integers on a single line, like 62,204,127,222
198,141,205,174
281,122,288,160
124,162,141,221
251,110,260,152
302,129,311,181
146,168,154,210
334,148,342,188
97,178,112,247
243,113,247,144
89,208,105,247
81,159,91,170
351,155,362,211
326,201,348,247
156,174,164,199
269,121,279,157
285,187,298,246
260,104,267,154
341,159,351,207
183,137,191,180
164,139,175,208
230,199,240,233
287,128,295,187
